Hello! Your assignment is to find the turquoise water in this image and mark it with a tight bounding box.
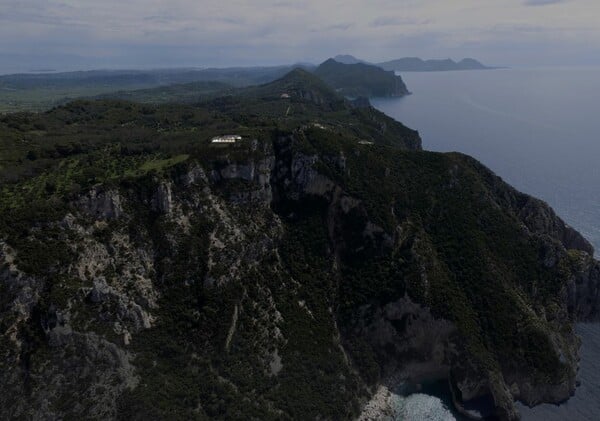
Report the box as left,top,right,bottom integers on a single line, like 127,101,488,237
389,380,468,421
390,392,457,421
372,68,600,420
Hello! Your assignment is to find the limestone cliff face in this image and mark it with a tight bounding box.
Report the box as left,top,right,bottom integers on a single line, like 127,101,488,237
1,131,599,421
565,252,600,320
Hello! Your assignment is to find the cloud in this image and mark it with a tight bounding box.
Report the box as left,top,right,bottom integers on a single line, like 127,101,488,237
370,16,430,27
371,17,406,27
523,0,567,5
321,22,355,31
0,0,599,70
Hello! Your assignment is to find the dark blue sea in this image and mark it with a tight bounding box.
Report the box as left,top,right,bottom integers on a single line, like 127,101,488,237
371,67,600,421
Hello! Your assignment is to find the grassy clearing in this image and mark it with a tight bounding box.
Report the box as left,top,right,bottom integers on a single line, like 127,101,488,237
138,154,189,173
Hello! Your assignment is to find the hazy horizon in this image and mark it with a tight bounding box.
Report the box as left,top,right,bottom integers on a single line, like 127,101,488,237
2,0,600,74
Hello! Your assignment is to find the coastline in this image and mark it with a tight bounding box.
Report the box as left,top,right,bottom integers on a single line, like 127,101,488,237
357,385,395,421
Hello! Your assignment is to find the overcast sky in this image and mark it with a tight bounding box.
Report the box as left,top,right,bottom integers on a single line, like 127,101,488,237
1,0,599,71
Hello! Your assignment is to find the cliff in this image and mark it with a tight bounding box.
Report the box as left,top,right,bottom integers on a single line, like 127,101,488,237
0,70,598,420
333,54,369,65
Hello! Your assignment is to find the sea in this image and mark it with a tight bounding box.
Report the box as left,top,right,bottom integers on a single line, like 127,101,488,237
371,67,600,421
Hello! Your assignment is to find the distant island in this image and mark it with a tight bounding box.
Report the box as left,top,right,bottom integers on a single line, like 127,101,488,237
378,57,496,72
334,54,497,72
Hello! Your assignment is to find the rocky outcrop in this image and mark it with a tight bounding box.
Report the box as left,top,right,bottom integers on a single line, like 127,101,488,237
350,296,457,382
566,251,600,320
152,182,173,214
0,236,141,419
271,137,338,206
211,156,276,204
79,187,123,220
516,196,594,254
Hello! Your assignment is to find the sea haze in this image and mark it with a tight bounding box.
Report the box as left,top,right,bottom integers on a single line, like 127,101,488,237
372,67,600,421
371,67,600,255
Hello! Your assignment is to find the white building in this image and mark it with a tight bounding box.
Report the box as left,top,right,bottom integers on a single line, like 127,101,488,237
211,135,242,143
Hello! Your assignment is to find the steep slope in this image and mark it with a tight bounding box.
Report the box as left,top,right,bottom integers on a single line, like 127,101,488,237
0,71,598,420
314,59,410,97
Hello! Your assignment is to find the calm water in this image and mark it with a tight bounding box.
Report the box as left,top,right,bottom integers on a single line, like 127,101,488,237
372,68,600,420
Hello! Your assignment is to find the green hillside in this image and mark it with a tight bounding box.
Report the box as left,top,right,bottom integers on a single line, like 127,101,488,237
0,70,597,421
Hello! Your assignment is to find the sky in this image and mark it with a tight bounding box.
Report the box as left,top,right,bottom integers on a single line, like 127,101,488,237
1,0,600,71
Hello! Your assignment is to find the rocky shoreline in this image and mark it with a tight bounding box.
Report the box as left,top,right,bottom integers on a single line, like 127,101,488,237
358,385,395,421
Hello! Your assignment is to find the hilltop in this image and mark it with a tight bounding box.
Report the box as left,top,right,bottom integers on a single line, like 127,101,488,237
314,59,410,97
333,54,369,65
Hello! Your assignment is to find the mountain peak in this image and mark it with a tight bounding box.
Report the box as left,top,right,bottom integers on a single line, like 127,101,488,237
236,66,341,107
269,67,335,92
333,54,367,65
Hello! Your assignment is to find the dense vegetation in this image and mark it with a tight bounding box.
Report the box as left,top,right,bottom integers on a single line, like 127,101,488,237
96,81,233,104
0,69,596,420
314,59,409,97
